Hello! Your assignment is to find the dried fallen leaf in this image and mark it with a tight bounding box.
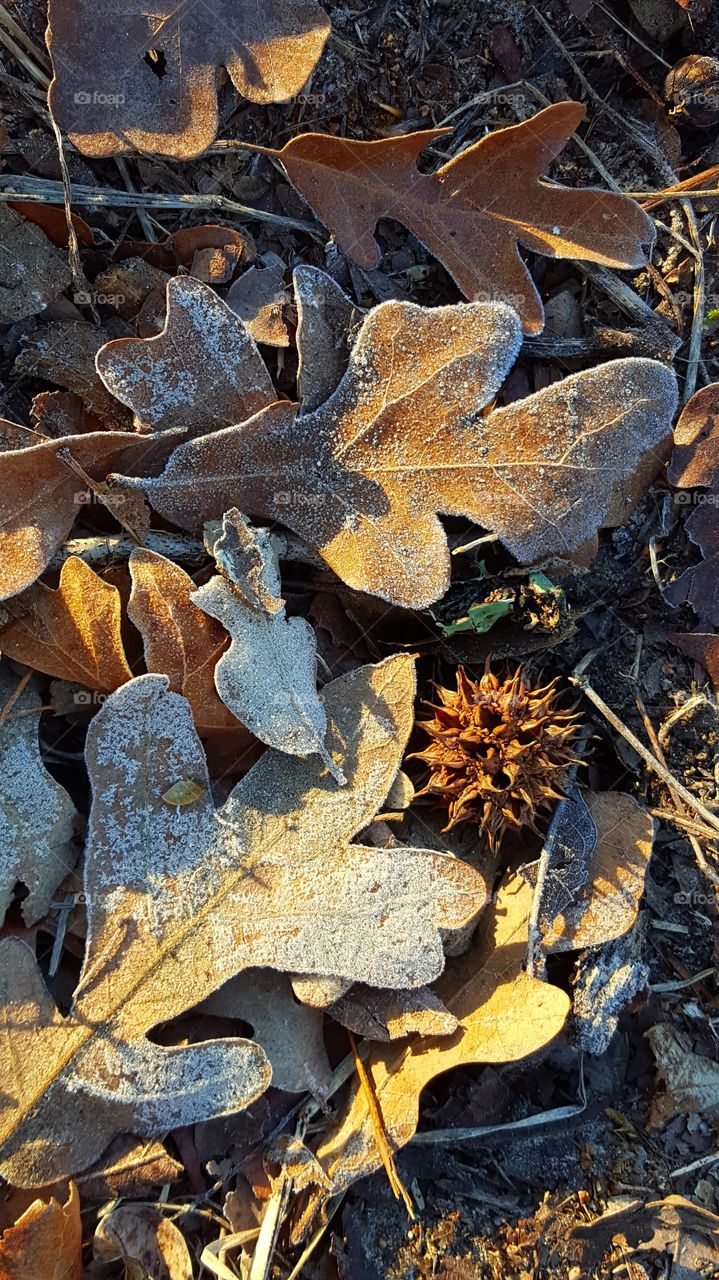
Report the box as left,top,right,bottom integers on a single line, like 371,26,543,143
94,1203,191,1280
0,557,132,692
0,656,484,1185
96,276,277,436
0,205,71,323
76,1136,182,1201
663,498,719,629
30,391,104,439
294,265,364,412
8,203,93,250
131,288,677,607
278,103,655,332
199,969,332,1095
15,322,133,427
127,546,254,749
0,425,182,601
305,876,568,1199
668,382,719,488
227,261,290,347
0,1182,81,1280
194,510,339,775
527,789,655,953
647,1023,719,1125
329,984,458,1042
0,670,77,927
47,0,331,159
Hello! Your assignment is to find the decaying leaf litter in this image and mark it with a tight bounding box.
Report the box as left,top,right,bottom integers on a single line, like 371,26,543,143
0,0,718,1276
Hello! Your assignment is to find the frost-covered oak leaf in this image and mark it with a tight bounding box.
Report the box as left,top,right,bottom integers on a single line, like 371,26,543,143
193,509,340,777
47,0,331,160
0,655,484,1186
122,281,678,608
96,276,277,437
0,669,77,926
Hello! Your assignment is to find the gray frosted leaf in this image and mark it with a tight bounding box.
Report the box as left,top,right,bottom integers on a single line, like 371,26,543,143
0,669,77,925
194,513,340,778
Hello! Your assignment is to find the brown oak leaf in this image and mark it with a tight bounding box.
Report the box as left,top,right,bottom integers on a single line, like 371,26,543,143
0,655,485,1186
126,283,677,608
277,103,655,332
0,426,182,601
0,670,77,927
0,205,71,323
47,0,331,159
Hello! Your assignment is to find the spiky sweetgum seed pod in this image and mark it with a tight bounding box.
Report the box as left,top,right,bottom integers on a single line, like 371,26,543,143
409,665,582,850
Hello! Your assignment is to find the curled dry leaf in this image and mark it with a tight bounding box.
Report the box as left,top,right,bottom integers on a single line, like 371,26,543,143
573,933,648,1055
128,283,677,608
75,1136,182,1200
194,510,339,775
0,425,182,601
0,205,71,324
227,262,290,347
278,103,655,333
199,969,332,1095
668,382,719,489
0,557,132,692
528,789,655,953
47,0,331,159
94,1203,192,1280
30,392,104,439
96,276,277,436
294,265,365,412
0,656,484,1186
0,1182,81,1280
0,670,77,927
303,877,569,1204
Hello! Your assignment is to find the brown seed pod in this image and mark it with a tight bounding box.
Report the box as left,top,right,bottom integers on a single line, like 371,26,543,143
409,664,582,850
664,55,719,128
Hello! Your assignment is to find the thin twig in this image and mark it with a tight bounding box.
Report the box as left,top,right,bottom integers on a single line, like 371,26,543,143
0,176,320,234
347,1029,415,1217
637,695,719,884
571,674,719,838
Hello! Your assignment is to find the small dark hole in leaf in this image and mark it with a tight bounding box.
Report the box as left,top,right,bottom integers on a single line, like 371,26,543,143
144,49,167,79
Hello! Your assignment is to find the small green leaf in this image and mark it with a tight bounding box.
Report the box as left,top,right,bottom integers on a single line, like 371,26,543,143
162,780,205,807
